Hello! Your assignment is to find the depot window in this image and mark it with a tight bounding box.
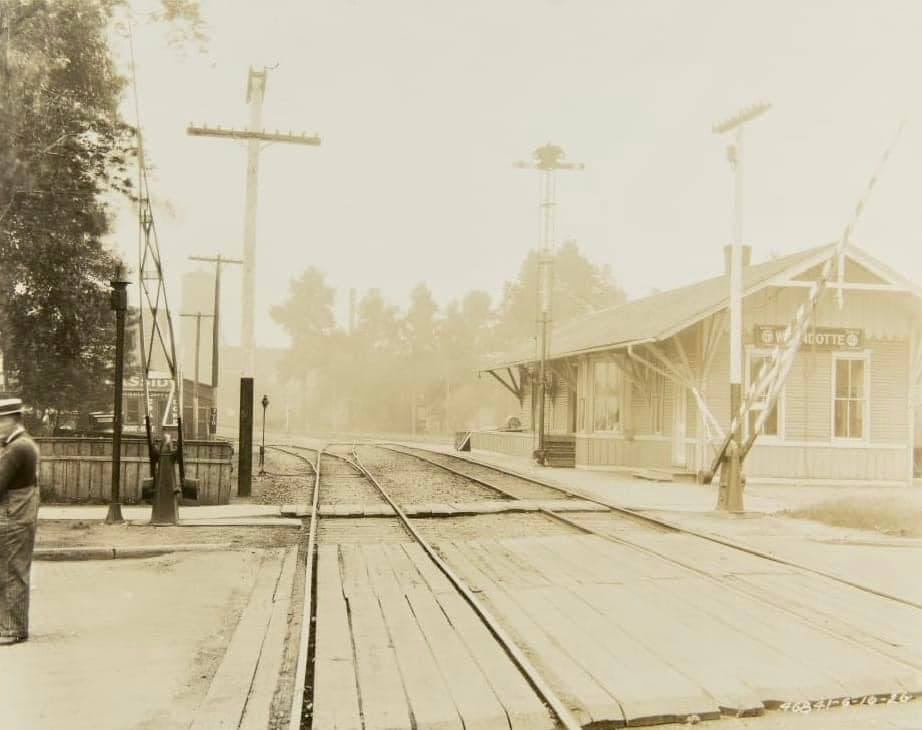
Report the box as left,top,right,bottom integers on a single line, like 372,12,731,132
592,360,622,432
745,349,783,439
833,352,869,440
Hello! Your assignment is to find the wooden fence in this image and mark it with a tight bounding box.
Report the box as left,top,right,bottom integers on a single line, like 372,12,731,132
35,437,235,505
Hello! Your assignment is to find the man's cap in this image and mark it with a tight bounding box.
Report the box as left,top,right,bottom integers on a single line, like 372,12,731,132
0,398,23,416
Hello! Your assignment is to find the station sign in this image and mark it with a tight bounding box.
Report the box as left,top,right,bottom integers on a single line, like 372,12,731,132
754,325,863,350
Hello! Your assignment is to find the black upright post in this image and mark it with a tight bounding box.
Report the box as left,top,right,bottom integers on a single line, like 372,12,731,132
106,266,131,524
238,377,254,496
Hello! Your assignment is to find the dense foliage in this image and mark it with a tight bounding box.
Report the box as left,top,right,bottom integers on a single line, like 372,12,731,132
273,241,626,434
0,0,203,425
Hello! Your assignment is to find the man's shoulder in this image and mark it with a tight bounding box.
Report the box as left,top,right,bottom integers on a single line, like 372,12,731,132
7,433,39,458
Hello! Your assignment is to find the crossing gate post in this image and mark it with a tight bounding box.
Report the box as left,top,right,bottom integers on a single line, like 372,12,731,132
150,448,180,525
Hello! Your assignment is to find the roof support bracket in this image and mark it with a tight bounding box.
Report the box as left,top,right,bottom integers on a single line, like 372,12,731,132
487,369,524,405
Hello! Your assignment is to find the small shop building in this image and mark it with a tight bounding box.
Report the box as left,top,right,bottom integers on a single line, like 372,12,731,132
122,371,216,440
480,243,922,486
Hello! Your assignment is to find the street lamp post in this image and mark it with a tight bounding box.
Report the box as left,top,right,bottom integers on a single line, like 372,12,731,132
106,264,131,525
259,394,269,474
712,101,771,511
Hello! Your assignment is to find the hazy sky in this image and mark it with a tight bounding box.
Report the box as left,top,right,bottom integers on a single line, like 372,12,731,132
111,0,922,350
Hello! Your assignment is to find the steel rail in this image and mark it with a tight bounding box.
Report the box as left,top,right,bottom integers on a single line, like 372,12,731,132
381,443,922,613
348,445,582,730
264,444,323,730
373,444,922,688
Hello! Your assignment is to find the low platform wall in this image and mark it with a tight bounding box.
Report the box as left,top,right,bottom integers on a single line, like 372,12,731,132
470,430,533,458
35,437,235,505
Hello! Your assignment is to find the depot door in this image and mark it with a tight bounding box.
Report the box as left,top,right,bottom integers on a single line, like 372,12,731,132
672,384,687,467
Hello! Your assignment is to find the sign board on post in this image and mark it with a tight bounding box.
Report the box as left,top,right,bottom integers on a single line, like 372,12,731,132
754,325,863,350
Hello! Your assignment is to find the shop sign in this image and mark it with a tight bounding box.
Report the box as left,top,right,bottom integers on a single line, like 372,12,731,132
124,372,174,392
754,325,863,350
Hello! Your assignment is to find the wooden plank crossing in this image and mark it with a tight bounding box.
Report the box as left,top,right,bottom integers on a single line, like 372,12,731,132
311,541,556,730
282,499,607,518
431,533,922,725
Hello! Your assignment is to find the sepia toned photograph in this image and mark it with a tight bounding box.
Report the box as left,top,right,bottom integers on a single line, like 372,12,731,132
1,1,921,728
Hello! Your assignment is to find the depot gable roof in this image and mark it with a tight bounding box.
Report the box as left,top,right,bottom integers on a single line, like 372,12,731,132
484,243,920,370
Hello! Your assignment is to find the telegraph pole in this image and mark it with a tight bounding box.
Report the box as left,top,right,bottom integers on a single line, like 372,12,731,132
180,312,215,439
187,67,321,379
712,102,771,511
188,254,243,425
514,143,584,464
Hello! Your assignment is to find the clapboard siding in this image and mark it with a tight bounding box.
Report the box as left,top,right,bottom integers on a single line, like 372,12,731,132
746,444,908,482
577,435,672,468
871,339,909,442
35,437,235,505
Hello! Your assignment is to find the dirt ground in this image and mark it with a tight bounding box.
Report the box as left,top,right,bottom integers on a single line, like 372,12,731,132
0,550,267,730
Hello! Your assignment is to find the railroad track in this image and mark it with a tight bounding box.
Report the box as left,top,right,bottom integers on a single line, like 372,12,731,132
380,442,922,611
269,443,576,730
270,441,922,729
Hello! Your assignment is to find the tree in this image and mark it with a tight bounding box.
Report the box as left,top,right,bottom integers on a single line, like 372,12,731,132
494,240,626,346
0,0,205,423
0,1,136,419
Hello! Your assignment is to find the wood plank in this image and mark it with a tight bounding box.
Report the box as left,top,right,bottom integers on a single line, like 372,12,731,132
436,541,620,727
239,547,299,730
467,539,549,588
635,576,840,705
673,574,911,699
499,538,580,588
624,532,795,577
578,583,763,715
382,543,427,588
338,543,370,597
519,586,719,724
404,543,454,594
361,542,401,595
537,535,639,584
312,545,362,730
728,573,922,674
405,585,510,730
190,550,283,730
348,590,413,730
376,590,464,730
435,591,555,730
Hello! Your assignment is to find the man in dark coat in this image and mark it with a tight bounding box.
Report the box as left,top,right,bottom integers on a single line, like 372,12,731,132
0,398,40,644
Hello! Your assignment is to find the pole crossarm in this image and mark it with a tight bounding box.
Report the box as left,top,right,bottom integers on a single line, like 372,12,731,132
187,125,320,146
189,255,244,265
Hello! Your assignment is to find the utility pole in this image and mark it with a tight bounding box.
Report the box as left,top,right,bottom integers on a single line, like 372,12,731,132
187,67,321,379
180,312,215,439
712,102,771,511
514,143,583,464
188,254,243,425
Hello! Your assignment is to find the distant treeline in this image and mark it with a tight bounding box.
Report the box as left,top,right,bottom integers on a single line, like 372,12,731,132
272,241,626,434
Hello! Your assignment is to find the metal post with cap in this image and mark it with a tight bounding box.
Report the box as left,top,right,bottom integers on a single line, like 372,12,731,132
106,264,131,524
259,394,269,474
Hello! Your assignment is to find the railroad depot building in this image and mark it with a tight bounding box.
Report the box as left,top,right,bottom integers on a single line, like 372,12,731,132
480,243,922,486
